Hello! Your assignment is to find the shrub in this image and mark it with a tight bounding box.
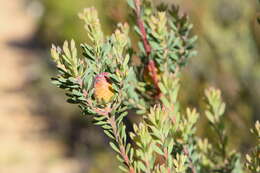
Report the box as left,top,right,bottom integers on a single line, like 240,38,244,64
50,0,259,172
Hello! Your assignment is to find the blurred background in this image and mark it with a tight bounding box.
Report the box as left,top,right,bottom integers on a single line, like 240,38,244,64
0,0,259,172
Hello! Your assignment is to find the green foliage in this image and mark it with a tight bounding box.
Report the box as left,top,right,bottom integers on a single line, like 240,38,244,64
50,0,259,172
184,0,259,149
199,88,243,173
39,0,128,44
245,121,260,173
125,1,197,115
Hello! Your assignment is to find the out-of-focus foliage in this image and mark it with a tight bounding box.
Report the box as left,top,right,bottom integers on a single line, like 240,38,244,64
38,0,128,44
245,121,260,173
170,0,260,151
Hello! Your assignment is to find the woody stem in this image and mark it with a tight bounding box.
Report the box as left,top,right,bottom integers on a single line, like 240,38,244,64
134,0,151,57
106,114,135,173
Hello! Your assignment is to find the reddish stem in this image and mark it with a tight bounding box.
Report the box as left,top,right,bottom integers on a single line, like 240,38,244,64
147,60,161,97
108,116,135,173
134,0,151,57
148,60,159,88
134,1,163,98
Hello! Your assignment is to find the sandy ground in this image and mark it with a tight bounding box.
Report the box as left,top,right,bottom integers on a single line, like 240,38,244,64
0,0,81,172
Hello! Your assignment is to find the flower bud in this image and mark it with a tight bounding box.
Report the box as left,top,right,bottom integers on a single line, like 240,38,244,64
143,60,161,86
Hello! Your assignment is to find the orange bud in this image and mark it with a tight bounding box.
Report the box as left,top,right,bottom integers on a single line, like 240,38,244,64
144,60,161,84
143,60,162,98
94,72,115,103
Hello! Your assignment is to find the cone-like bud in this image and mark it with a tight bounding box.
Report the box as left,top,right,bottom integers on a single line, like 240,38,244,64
94,72,114,103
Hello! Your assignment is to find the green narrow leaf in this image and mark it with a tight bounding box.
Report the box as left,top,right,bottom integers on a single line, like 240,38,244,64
123,54,130,69
104,130,115,140
127,0,135,9
116,155,124,164
94,120,107,126
119,165,128,172
205,110,215,123
153,144,164,155
160,96,171,108
102,124,113,130
109,142,120,153
158,82,167,94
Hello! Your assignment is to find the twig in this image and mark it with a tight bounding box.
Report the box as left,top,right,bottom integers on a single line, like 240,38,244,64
147,60,161,96
134,0,151,57
107,115,135,173
78,77,135,172
133,0,163,98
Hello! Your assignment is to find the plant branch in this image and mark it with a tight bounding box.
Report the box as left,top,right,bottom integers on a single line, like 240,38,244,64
148,60,161,97
211,123,226,160
134,0,151,57
79,75,135,172
106,115,135,173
